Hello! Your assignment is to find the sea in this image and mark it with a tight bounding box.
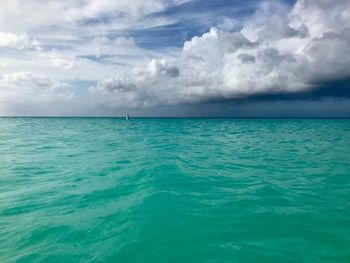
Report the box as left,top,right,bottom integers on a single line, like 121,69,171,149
0,117,349,262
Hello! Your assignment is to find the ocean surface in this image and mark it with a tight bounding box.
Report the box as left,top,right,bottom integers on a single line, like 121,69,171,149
0,117,349,263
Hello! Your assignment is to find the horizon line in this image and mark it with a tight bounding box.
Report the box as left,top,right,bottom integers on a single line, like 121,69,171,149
0,116,349,119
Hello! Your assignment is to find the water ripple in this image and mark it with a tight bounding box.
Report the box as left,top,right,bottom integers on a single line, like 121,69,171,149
0,118,350,262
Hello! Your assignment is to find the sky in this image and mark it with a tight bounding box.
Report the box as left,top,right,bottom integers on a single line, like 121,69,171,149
0,0,349,117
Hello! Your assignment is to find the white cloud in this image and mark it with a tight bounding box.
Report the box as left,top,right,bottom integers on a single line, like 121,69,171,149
64,0,189,22
0,72,74,106
0,32,41,50
90,59,181,107
0,0,189,33
90,0,350,108
45,50,75,70
92,36,137,58
291,0,350,38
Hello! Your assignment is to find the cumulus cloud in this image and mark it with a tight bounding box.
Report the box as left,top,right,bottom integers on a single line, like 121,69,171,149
90,59,181,107
90,0,350,108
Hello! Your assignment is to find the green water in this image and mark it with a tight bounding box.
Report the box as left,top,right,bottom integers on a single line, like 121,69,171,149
0,118,349,262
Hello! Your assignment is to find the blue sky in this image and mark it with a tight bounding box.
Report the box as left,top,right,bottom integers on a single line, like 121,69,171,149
0,0,349,116
129,0,260,49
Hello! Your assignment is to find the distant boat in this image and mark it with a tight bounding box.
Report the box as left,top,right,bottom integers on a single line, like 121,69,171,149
125,114,130,120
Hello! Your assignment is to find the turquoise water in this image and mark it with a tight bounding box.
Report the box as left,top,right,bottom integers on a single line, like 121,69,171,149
0,118,350,262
